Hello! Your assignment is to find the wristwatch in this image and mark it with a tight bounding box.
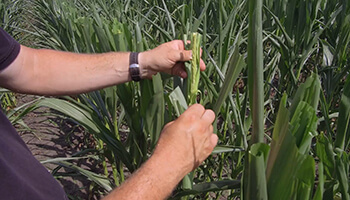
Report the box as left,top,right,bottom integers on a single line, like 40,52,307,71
129,52,141,82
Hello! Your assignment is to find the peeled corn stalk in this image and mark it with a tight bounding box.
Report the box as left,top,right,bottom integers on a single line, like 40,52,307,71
188,32,202,106
182,33,202,192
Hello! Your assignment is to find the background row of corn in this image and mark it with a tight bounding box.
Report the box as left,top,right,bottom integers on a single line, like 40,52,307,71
1,0,349,199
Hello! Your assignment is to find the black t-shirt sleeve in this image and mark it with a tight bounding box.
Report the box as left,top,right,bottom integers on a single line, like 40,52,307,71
0,27,20,70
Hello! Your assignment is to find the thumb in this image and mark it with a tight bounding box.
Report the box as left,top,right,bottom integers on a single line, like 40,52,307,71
210,134,218,148
172,50,192,62
170,62,188,78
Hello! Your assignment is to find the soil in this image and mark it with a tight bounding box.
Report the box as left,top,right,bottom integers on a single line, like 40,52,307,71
17,95,104,200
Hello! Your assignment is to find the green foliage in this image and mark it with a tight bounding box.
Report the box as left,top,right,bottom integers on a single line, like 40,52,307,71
0,0,35,131
7,0,350,199
267,73,320,200
335,76,350,150
0,0,23,37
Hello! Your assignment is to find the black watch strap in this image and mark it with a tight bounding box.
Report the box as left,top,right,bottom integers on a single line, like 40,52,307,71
129,52,141,82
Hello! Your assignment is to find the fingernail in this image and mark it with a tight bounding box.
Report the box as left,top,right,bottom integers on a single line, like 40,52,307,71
190,51,193,59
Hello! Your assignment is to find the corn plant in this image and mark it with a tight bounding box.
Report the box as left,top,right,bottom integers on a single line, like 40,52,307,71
0,0,21,112
315,76,350,200
0,0,23,38
0,0,37,132
30,1,141,194
19,0,350,199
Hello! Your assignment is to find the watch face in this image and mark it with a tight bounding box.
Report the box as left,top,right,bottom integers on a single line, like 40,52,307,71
130,63,141,81
129,52,141,81
130,63,139,69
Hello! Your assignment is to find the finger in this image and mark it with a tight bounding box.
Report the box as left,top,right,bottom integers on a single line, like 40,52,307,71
174,40,186,50
144,70,157,79
208,125,214,133
210,134,218,148
182,104,205,118
181,40,191,48
199,59,206,71
201,109,215,124
171,63,187,78
172,50,192,62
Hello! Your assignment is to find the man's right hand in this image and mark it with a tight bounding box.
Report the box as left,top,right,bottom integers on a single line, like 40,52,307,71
103,105,218,200
152,104,218,176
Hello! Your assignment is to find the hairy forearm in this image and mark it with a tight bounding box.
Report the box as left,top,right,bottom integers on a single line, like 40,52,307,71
0,40,197,95
103,154,187,200
1,46,131,95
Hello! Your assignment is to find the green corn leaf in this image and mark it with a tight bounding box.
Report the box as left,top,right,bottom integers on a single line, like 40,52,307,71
290,73,321,117
130,8,172,41
213,45,245,114
192,0,211,32
316,134,336,179
56,161,113,192
264,6,294,48
36,98,99,133
245,143,269,200
171,180,241,199
161,0,175,38
294,156,315,200
36,97,134,171
290,101,318,154
313,162,324,200
335,151,350,200
143,74,165,149
135,23,143,52
288,74,320,154
6,98,40,126
335,76,350,150
168,86,188,117
267,94,316,200
211,145,244,154
41,155,98,164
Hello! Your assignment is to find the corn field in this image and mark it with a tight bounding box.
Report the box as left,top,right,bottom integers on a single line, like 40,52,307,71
1,0,349,199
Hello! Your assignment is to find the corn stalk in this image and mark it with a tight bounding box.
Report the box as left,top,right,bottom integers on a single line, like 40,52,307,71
182,32,202,195
188,32,202,106
243,0,268,199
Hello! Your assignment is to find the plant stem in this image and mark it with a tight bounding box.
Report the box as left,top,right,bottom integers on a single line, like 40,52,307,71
188,32,202,106
248,0,264,144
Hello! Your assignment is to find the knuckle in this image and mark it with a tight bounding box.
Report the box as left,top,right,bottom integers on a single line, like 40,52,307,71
196,125,206,134
163,123,171,129
187,114,197,124
190,104,204,113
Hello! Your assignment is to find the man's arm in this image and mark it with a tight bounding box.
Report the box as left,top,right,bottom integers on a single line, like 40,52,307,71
0,40,204,96
103,104,218,200
0,38,214,199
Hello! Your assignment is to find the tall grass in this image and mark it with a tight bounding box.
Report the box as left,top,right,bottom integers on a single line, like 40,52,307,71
9,0,350,199
0,0,23,37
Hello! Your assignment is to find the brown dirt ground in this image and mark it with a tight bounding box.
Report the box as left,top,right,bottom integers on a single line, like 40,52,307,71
17,95,105,200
